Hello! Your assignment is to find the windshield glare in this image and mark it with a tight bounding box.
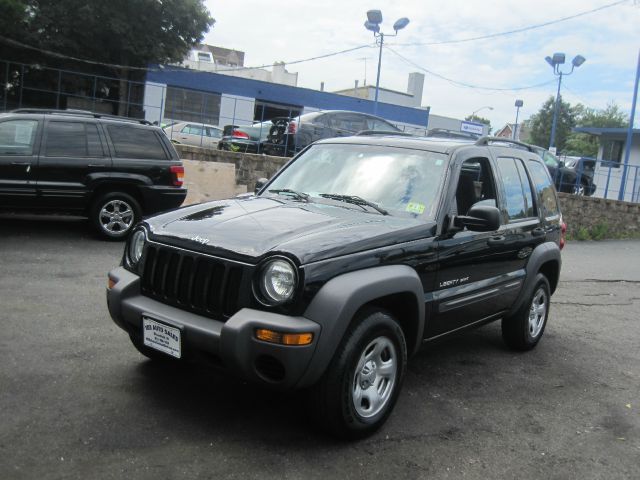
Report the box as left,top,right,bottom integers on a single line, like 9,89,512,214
264,144,447,218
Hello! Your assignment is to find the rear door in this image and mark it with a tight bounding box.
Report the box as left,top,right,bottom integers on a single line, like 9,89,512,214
36,119,109,210
0,117,41,208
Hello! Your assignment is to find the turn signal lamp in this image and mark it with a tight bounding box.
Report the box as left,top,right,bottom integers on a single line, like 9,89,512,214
560,221,567,250
255,329,313,346
107,276,116,289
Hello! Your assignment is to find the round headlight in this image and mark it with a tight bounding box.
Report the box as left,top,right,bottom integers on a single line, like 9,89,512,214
258,259,297,305
128,229,146,266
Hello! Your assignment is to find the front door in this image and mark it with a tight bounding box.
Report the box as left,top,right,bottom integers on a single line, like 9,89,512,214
429,156,521,337
0,118,41,208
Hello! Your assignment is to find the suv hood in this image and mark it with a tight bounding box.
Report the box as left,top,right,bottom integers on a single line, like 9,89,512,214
145,197,435,264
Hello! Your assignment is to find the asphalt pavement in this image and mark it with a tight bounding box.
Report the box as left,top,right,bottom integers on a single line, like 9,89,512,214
0,215,638,479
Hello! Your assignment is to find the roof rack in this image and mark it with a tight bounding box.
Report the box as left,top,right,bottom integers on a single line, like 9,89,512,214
11,108,153,125
475,136,534,152
425,128,481,140
355,130,414,137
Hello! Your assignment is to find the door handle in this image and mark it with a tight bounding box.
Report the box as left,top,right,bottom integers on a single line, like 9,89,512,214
487,235,506,246
11,161,30,165
88,164,106,167
532,227,546,237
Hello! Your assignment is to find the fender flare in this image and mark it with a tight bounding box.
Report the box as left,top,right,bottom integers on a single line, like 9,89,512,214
508,241,561,316
296,265,424,388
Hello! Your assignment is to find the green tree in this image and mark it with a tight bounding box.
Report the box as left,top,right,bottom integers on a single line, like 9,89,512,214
0,0,214,114
564,103,628,157
465,114,492,134
526,95,580,152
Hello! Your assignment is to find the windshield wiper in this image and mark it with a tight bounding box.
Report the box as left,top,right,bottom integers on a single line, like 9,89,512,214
319,193,388,215
268,189,310,202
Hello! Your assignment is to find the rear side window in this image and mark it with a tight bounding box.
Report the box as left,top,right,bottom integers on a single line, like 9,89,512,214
496,157,535,221
45,122,103,157
0,119,38,155
107,126,168,160
528,159,560,218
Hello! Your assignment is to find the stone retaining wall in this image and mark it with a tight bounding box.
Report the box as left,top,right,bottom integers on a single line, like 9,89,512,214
176,145,288,204
558,193,640,239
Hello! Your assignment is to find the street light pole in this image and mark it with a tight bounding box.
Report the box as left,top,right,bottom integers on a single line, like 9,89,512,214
549,71,563,152
545,52,585,154
513,99,523,140
364,10,409,116
471,106,493,117
373,33,384,113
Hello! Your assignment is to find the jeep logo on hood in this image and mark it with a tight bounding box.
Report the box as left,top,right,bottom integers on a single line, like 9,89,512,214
190,235,210,245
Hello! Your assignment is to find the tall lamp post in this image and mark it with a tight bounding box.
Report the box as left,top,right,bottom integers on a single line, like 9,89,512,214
513,99,523,140
471,106,493,117
364,10,410,115
545,52,586,153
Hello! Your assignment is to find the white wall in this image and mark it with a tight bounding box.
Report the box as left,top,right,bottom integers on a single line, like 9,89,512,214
594,135,640,202
143,82,167,125
219,94,255,127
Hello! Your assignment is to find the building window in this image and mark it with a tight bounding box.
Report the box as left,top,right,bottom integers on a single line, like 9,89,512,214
601,139,624,168
164,87,221,125
196,51,213,63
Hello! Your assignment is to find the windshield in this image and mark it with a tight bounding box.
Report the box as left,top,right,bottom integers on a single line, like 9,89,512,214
263,144,448,219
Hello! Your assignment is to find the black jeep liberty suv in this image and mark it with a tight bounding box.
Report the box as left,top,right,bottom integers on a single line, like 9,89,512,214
107,135,565,438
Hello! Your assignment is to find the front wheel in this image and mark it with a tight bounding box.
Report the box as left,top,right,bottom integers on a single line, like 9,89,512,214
502,273,551,351
310,308,407,439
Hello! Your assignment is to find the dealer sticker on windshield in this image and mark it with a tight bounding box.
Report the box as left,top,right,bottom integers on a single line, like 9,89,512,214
405,202,426,215
142,317,181,359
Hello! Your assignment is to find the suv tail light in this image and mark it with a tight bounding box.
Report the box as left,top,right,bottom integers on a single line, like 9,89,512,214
170,165,184,187
232,129,250,139
560,221,567,250
287,121,297,134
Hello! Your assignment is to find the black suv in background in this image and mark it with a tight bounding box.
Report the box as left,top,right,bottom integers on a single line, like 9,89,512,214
107,134,564,438
530,145,596,196
0,109,187,239
220,110,402,156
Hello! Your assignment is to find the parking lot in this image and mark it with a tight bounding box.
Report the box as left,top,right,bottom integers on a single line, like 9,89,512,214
1,215,639,480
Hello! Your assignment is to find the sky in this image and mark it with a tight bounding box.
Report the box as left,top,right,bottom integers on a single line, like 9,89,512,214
203,0,640,130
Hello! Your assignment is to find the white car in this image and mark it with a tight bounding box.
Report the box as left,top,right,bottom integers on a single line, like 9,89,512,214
163,122,223,149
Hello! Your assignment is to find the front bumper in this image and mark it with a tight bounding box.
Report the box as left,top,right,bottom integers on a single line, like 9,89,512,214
107,267,321,389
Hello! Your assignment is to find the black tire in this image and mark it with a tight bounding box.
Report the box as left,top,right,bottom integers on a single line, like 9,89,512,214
129,334,179,363
502,273,551,351
310,308,407,439
90,191,141,240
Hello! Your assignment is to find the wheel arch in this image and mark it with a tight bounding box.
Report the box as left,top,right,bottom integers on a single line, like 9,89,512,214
297,265,424,388
87,181,145,214
508,241,561,316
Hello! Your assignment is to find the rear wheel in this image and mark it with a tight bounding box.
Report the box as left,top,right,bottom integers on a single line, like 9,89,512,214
91,191,141,240
502,273,551,350
310,308,407,439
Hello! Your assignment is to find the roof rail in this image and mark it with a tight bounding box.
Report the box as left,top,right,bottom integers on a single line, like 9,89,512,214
475,136,534,152
11,108,152,125
355,130,414,137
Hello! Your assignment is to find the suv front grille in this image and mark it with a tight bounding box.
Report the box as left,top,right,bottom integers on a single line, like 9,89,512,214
140,244,245,320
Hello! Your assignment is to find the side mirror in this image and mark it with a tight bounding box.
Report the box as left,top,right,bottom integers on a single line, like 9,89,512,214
254,177,268,194
455,205,501,232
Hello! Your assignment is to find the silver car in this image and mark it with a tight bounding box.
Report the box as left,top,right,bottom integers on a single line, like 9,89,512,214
163,122,223,149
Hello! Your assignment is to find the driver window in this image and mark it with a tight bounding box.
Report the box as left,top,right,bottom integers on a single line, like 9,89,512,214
455,158,497,215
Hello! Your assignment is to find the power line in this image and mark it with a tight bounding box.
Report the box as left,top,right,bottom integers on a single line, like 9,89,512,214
389,0,628,47
0,35,373,73
385,46,556,92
